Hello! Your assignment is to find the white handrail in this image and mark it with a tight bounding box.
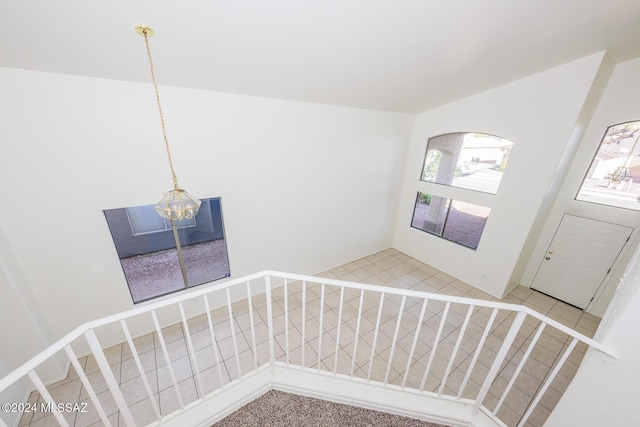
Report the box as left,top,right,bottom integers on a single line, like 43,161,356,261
0,270,618,427
0,270,269,392
265,270,618,358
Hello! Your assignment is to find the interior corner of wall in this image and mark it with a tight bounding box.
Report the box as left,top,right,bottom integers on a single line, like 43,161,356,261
500,278,522,299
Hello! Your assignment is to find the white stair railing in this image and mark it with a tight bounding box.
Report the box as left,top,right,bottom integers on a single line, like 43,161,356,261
0,271,617,427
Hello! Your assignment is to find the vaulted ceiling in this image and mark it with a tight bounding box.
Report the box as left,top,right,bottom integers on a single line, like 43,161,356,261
2,0,640,113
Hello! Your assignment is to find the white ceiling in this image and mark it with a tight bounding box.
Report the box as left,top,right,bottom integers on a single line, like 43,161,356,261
2,0,640,113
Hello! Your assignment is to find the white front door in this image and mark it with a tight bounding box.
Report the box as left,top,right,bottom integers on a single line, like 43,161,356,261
532,214,632,309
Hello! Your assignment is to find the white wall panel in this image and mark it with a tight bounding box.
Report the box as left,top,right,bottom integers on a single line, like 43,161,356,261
0,68,413,355
392,53,607,298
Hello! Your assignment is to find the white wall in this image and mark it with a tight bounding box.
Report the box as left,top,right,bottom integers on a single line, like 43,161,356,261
392,53,607,298
0,228,62,374
520,57,640,316
0,67,413,367
545,245,640,426
5,50,640,414
0,228,66,426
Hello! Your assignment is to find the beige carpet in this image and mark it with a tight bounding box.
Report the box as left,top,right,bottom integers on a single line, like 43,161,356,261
213,390,451,427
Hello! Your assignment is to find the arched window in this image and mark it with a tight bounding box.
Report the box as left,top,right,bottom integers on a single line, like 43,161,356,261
411,132,513,249
421,132,513,194
576,120,640,211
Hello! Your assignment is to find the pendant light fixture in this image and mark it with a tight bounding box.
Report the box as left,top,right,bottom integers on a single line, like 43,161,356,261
135,24,201,221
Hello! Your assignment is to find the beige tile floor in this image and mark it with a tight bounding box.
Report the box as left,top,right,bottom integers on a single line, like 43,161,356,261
18,249,600,427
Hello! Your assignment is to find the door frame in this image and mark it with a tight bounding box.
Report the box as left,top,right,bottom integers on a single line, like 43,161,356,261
532,213,634,312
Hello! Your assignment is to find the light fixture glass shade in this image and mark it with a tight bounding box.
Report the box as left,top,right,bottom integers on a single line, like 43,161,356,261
154,188,202,220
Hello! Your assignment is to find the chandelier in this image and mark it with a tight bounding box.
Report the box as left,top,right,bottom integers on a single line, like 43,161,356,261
135,24,201,221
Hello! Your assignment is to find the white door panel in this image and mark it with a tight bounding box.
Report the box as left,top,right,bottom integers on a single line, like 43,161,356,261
532,215,632,309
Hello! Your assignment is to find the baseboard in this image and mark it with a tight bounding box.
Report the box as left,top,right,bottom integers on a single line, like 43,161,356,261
270,364,482,427
149,363,501,427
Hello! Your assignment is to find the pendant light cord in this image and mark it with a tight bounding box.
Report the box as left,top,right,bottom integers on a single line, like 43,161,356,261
142,28,180,191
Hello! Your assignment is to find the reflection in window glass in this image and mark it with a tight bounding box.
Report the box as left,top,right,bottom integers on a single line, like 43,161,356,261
421,133,513,194
126,204,196,235
576,121,640,211
411,192,490,249
411,193,450,235
104,198,230,303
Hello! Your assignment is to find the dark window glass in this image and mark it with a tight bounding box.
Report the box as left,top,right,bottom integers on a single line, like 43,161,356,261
104,197,230,303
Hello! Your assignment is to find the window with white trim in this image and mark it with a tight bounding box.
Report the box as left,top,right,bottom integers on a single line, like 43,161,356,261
420,132,513,194
411,193,490,249
411,132,512,249
576,121,640,211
